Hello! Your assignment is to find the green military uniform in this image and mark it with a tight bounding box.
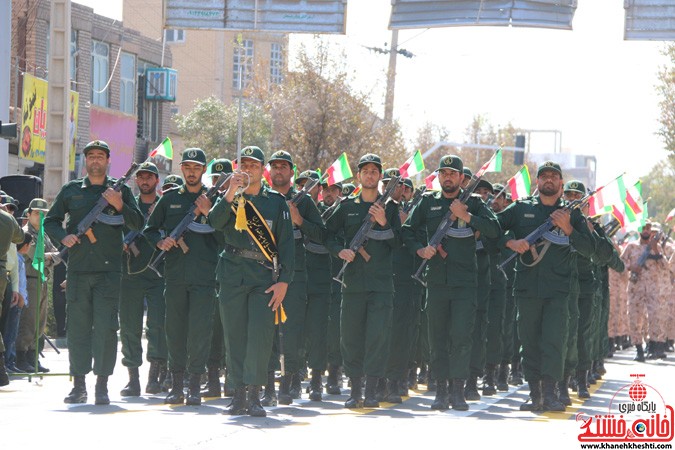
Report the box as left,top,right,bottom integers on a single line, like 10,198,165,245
45,170,143,379
0,209,24,367
497,229,520,386
401,156,500,411
119,192,167,381
496,162,595,412
325,154,401,407
144,182,220,385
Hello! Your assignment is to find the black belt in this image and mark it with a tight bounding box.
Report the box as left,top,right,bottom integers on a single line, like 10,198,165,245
223,244,268,263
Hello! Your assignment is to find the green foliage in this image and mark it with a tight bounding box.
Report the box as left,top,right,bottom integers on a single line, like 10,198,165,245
657,44,675,165
641,159,675,223
174,96,272,161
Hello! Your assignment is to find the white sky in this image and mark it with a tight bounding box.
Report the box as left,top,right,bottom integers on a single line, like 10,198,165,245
74,0,670,184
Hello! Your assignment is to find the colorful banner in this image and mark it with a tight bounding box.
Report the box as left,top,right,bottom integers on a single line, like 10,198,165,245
20,73,79,171
89,107,137,178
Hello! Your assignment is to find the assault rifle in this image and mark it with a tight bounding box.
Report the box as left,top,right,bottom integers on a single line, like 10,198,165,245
402,186,427,215
629,230,664,283
123,202,157,257
147,172,232,277
56,162,139,261
332,175,402,288
290,174,325,205
411,173,485,287
602,217,621,238
495,193,594,278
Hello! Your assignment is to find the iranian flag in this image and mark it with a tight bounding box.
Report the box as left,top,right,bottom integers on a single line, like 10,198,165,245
476,148,503,176
507,165,531,200
588,174,628,225
425,172,441,191
666,207,675,223
149,137,173,159
263,163,272,185
325,153,353,186
399,150,425,177
623,181,643,224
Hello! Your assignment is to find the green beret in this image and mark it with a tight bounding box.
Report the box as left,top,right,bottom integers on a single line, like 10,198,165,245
563,180,586,194
438,155,463,173
403,178,414,189
382,168,401,182
211,158,233,175
357,153,382,170
241,146,265,164
295,170,320,183
341,183,356,196
492,183,507,197
269,150,293,167
162,174,184,188
28,198,50,212
83,140,110,156
181,148,207,166
137,161,159,177
475,179,494,193
462,167,473,178
537,161,563,178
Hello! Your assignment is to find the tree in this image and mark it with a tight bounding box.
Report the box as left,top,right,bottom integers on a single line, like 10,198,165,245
641,160,675,223
657,44,675,165
174,96,272,162
250,39,406,175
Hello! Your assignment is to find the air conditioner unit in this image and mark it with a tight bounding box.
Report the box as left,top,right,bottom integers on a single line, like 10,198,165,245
145,68,177,102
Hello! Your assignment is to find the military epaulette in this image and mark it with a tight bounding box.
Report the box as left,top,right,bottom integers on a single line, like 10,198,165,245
266,188,285,199
68,177,85,186
422,190,436,197
163,185,181,194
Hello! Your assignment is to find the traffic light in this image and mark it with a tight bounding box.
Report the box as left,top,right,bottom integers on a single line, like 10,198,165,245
514,134,525,165
0,121,18,140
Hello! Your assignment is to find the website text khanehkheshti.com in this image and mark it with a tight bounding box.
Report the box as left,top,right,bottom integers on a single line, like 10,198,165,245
580,444,672,449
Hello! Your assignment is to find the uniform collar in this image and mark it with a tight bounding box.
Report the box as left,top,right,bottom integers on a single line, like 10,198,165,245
81,176,113,189
177,184,207,195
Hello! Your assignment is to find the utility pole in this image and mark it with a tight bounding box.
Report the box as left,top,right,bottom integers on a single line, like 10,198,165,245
384,29,398,124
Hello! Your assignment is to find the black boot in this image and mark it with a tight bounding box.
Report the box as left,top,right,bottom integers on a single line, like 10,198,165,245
519,380,543,412
158,362,169,392
64,375,87,403
509,360,524,386
225,386,247,415
384,379,403,403
375,377,387,402
464,374,481,401
223,368,235,397
0,353,10,387
15,350,34,373
95,375,110,405
482,364,497,396
289,372,302,399
201,366,222,397
577,370,590,399
542,377,565,412
634,344,646,362
654,342,667,359
260,371,278,406
451,379,469,411
27,349,49,373
496,362,509,392
596,360,606,376
278,373,292,405
146,361,162,394
558,376,572,406
397,378,409,396
164,372,185,404
247,385,266,417
325,364,341,395
186,373,202,405
430,379,449,410
345,376,363,408
363,376,380,408
162,368,172,392
587,364,597,385
607,338,615,358
120,367,141,397
407,368,418,390
309,369,323,401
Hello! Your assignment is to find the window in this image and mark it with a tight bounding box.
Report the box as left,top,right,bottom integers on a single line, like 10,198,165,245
70,30,78,88
270,43,283,85
165,29,185,43
120,52,136,114
137,60,161,143
232,39,254,90
91,41,109,107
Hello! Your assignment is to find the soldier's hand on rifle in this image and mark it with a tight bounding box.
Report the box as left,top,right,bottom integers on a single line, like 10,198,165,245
450,200,470,223
157,236,178,251
61,234,80,248
194,194,212,217
506,239,531,254
339,249,356,263
287,201,303,226
103,188,123,212
266,281,288,311
550,209,573,235
417,245,437,260
225,172,247,203
369,203,387,226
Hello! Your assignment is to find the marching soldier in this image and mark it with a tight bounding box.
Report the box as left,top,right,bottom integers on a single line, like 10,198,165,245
208,145,295,417
497,162,595,412
144,148,221,405
267,152,325,404
44,140,144,404
325,153,401,409
118,162,167,396
161,174,184,192
401,156,500,411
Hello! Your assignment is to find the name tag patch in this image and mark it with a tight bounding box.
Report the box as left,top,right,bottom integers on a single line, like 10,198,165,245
524,213,535,218
431,206,442,211
170,204,182,209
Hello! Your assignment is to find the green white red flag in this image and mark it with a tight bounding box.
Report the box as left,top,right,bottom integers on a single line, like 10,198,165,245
149,137,173,159
476,148,502,176
666,207,675,223
507,165,531,200
326,153,353,186
425,172,440,191
399,150,425,177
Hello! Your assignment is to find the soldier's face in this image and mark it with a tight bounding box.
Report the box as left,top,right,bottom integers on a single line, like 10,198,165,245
323,185,341,206
136,171,159,195
491,195,506,213
270,161,293,188
476,187,492,202
640,224,652,240
357,164,382,190
537,170,562,196
85,149,109,177
239,158,263,184
180,162,206,187
439,168,462,194
401,186,413,202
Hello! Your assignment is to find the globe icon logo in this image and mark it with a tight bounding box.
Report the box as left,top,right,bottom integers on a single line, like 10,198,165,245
635,423,646,433
629,381,647,402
